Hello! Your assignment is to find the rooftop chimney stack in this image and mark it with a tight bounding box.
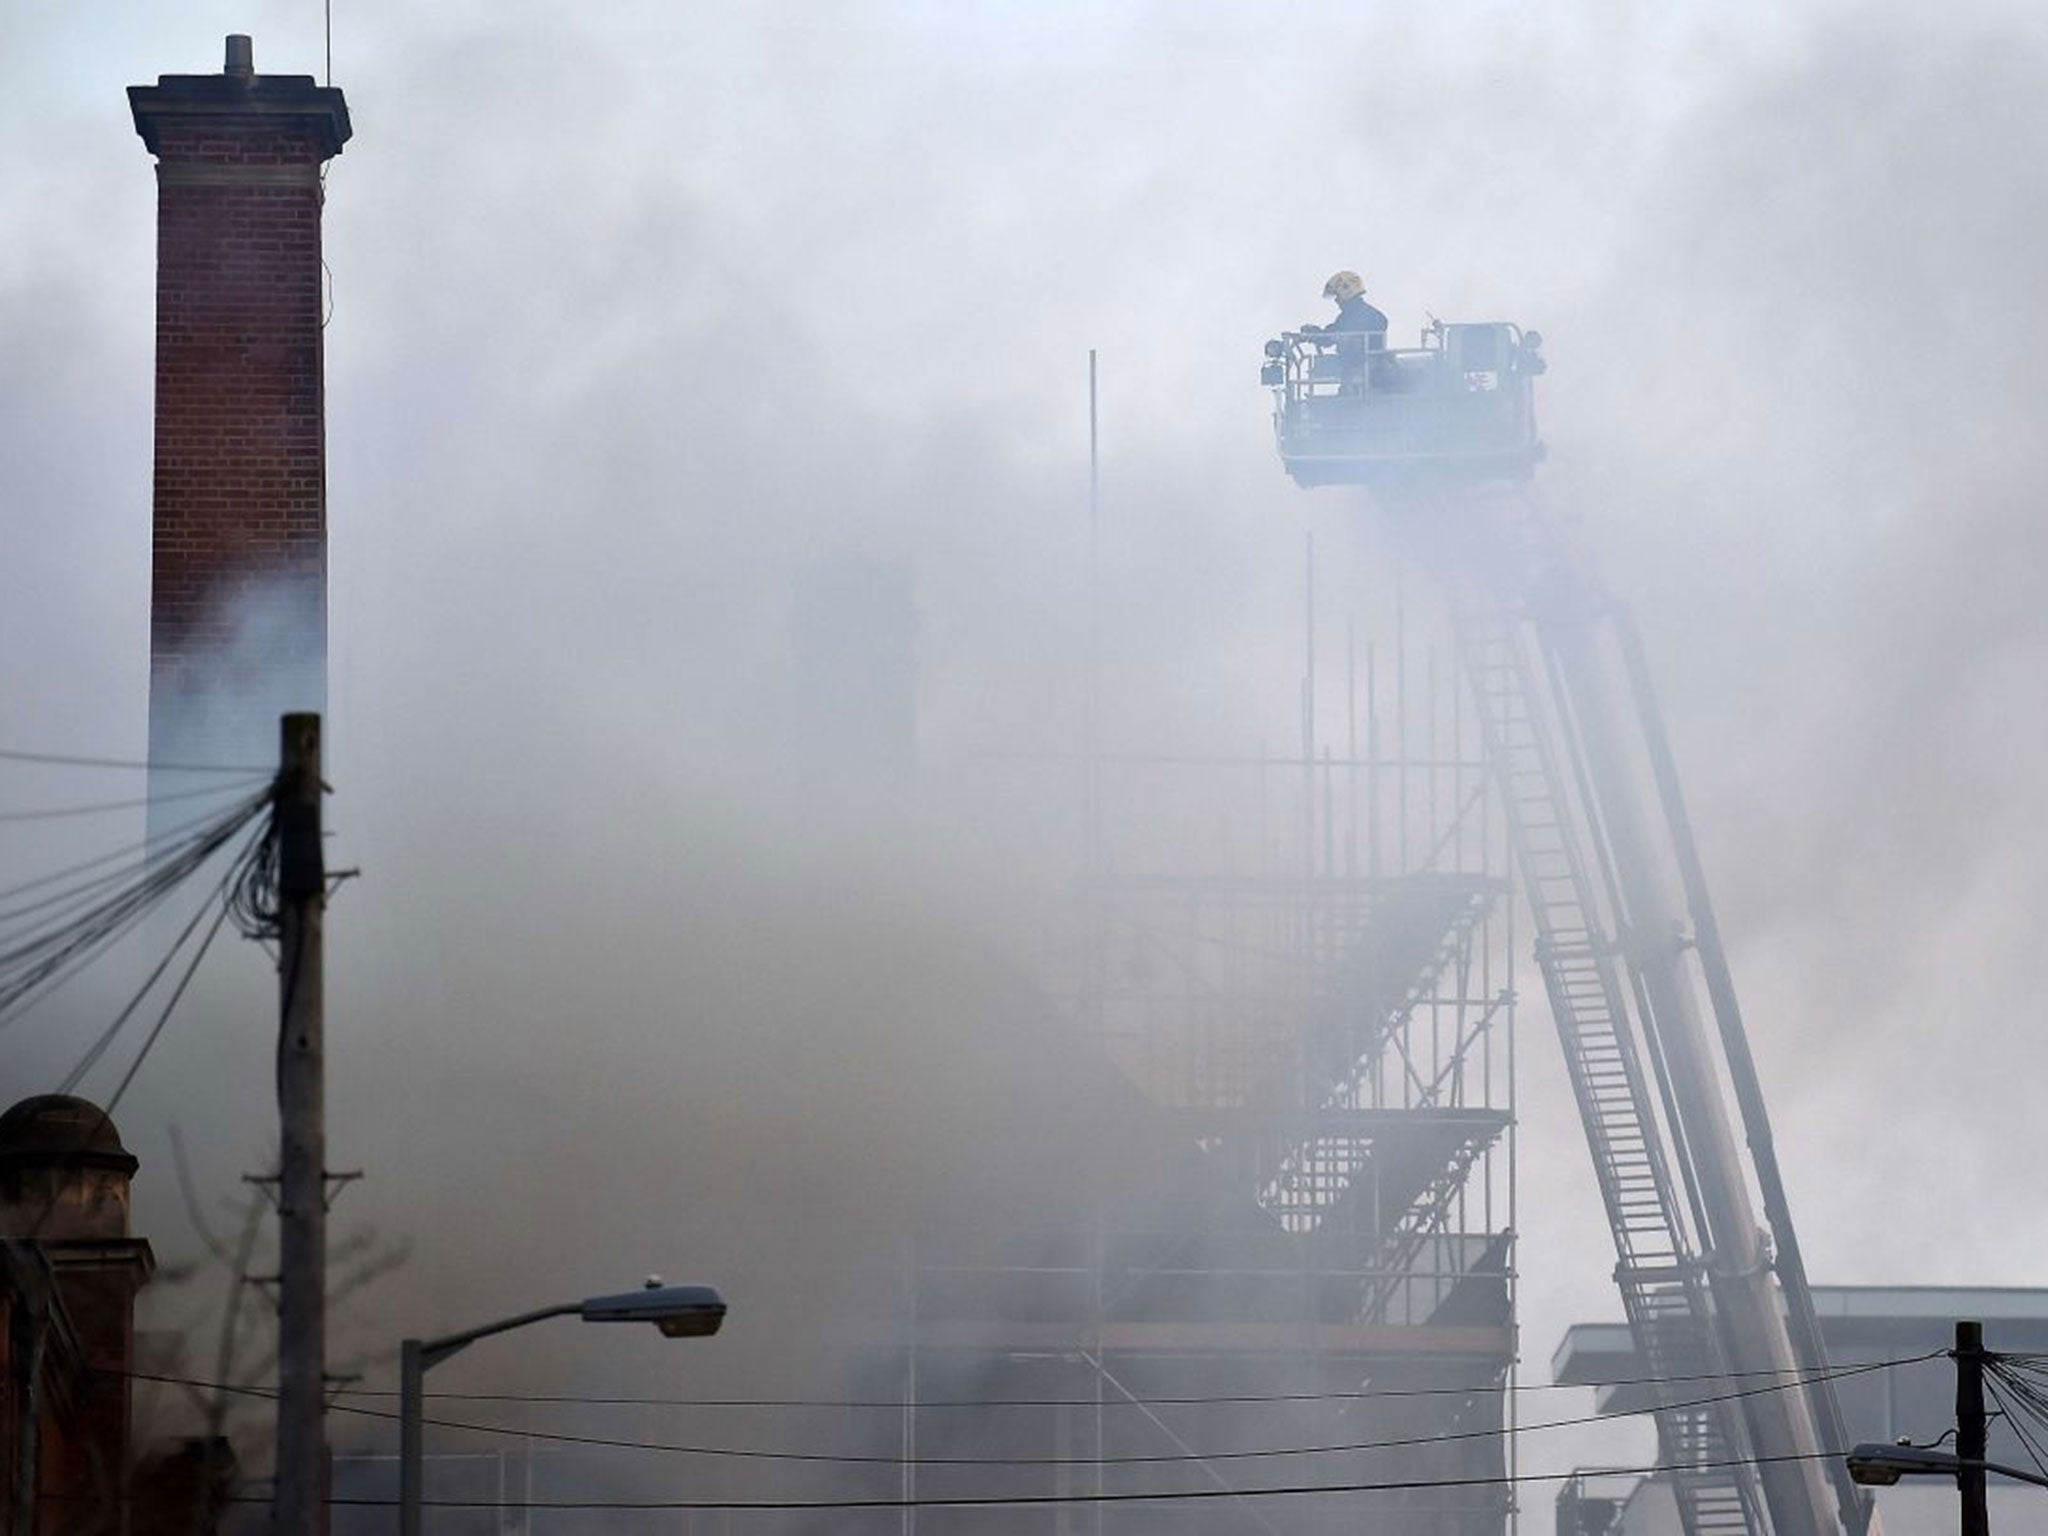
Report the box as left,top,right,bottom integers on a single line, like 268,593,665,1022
129,38,351,784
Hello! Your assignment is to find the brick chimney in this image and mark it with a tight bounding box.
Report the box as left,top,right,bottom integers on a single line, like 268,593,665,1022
129,37,350,778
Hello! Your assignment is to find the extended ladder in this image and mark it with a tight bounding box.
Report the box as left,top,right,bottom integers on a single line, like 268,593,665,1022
1454,605,1768,1536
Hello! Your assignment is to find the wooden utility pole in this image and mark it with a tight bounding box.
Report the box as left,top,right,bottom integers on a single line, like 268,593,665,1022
1957,1319,1989,1536
274,713,327,1535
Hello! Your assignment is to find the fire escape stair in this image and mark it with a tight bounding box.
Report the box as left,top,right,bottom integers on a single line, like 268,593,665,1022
1235,877,1496,1203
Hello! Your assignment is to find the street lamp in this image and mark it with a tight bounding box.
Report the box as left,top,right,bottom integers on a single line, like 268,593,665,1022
399,1279,726,1536
1846,1442,2048,1493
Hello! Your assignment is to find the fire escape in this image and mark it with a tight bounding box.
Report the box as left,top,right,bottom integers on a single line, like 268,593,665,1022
881,601,1520,1536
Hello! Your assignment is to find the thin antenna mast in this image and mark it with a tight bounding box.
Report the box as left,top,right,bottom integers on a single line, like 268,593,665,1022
1086,350,1103,880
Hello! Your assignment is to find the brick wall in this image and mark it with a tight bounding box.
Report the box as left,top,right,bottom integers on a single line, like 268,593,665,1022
1,1095,154,1535
131,48,350,771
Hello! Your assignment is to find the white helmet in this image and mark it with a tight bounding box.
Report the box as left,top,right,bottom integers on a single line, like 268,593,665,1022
1323,270,1365,302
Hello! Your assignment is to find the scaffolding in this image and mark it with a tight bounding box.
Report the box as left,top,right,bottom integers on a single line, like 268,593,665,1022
866,581,1520,1536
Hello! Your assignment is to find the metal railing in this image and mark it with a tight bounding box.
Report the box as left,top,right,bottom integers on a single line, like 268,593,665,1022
1264,324,1544,477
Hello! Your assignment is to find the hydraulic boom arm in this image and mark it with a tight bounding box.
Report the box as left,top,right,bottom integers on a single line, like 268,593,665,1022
1454,503,1869,1536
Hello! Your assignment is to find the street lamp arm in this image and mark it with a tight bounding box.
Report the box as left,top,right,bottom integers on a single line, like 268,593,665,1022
1979,1458,2048,1493
418,1302,581,1370
399,1280,724,1536
1846,1443,2048,1493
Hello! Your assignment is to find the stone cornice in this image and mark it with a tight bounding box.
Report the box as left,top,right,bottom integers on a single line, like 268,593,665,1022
129,74,352,160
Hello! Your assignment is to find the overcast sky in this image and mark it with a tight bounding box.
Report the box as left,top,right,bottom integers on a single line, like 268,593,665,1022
6,0,2048,1502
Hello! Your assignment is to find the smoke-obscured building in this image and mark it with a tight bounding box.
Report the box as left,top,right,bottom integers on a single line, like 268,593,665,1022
823,600,1520,1536
788,555,920,843
1554,1288,2048,1536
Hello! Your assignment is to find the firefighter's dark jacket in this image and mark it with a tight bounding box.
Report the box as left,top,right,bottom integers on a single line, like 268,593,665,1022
1322,294,1389,341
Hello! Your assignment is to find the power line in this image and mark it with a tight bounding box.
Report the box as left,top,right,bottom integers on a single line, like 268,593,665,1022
106,893,235,1114
61,821,264,1111
1983,1373,2048,1485
1984,1355,2048,1484
359,1357,1903,1466
0,793,275,912
119,1355,1922,1469
277,1449,1860,1513
55,868,236,1094
0,838,212,931
0,800,268,998
0,800,257,1017
0,746,265,773
9,810,271,1244
0,790,269,1035
0,775,269,823
321,1350,1943,1411
0,841,218,942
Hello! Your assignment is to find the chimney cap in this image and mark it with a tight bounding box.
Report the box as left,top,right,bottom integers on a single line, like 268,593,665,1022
224,34,255,80
129,59,352,159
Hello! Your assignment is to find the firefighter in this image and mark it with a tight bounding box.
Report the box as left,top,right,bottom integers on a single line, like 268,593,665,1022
1309,270,1389,341
1304,270,1389,392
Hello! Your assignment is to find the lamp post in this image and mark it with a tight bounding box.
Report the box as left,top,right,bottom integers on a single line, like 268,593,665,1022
399,1280,725,1536
1846,1442,2048,1493
1845,1319,2022,1536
